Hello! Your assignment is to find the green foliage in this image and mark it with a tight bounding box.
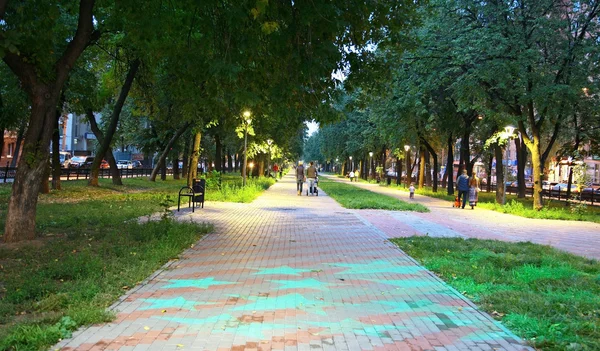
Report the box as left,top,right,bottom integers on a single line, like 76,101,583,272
319,178,428,212
392,236,600,350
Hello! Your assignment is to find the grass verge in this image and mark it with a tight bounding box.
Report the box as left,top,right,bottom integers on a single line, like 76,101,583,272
0,174,274,350
384,183,600,223
318,178,429,212
391,236,600,351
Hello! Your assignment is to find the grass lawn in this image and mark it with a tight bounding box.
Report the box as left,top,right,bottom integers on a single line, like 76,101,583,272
392,236,600,351
318,178,429,212
384,183,600,223
0,175,274,350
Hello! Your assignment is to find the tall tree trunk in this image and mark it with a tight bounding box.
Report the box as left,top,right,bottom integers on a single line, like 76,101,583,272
515,136,527,198
227,150,233,173
173,155,180,180
494,144,504,204
419,137,438,192
215,134,222,172
418,146,425,189
160,157,167,181
487,153,493,193
150,122,191,181
182,136,190,179
86,109,122,185
446,136,454,195
396,157,402,186
187,131,201,186
89,59,140,186
51,112,62,190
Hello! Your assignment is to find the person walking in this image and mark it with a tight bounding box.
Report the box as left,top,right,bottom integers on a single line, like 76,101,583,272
409,183,415,199
296,161,305,195
456,169,470,209
349,170,355,182
306,162,318,195
468,171,480,209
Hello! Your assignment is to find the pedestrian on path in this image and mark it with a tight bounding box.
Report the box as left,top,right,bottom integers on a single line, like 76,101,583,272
409,183,415,199
456,169,469,209
349,170,355,182
306,161,318,195
296,161,305,195
469,171,480,209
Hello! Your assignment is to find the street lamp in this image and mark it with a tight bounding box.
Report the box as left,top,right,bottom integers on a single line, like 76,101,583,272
349,156,353,171
404,145,410,188
502,126,516,205
369,151,373,180
242,110,252,187
249,162,255,179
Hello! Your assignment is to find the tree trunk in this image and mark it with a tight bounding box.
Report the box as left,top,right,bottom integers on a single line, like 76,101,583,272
4,97,57,242
187,131,201,186
515,136,527,198
494,143,504,204
173,155,180,180
446,136,454,195
51,112,62,190
89,59,140,186
566,166,574,202
215,134,222,172
41,159,51,194
182,136,190,179
487,153,493,193
150,122,191,181
227,150,233,173
160,157,167,181
396,156,402,186
419,137,438,192
418,146,425,189
86,108,122,185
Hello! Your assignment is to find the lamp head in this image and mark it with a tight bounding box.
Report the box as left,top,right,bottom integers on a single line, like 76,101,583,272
349,156,353,160
504,125,515,136
249,162,254,168
404,145,410,152
267,139,272,146
243,110,251,118
369,152,373,157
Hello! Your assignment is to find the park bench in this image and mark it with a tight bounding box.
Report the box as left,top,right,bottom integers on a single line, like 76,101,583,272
177,178,205,212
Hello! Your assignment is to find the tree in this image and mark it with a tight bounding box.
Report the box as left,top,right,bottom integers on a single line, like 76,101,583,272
1,0,100,242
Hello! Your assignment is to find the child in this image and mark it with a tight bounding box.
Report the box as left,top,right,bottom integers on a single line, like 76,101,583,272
409,183,415,199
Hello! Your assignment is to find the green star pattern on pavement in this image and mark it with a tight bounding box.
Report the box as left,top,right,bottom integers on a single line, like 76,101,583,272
161,277,238,290
231,293,333,315
269,278,333,291
252,265,313,276
139,297,215,311
331,260,425,275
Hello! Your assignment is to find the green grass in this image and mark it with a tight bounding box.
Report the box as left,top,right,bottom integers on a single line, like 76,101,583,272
391,236,600,351
0,174,275,350
383,183,600,223
318,178,429,212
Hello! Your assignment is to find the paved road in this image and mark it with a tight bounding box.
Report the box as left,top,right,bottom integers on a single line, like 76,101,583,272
325,175,600,260
56,174,533,351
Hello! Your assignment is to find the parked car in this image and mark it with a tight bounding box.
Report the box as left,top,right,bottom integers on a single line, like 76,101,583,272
70,156,86,168
116,160,133,169
581,187,600,195
81,157,95,168
132,160,143,168
56,151,72,168
551,183,579,192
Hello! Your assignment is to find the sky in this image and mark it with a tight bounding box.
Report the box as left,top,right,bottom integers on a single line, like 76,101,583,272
306,121,319,137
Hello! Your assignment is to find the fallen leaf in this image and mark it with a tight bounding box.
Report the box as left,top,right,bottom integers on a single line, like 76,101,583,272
144,326,150,331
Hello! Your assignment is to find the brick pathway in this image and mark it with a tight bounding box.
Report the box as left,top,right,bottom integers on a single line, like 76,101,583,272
327,176,600,260
56,174,533,351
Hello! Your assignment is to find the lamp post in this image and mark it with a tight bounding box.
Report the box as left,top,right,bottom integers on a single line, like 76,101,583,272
369,151,373,180
349,156,353,171
404,145,410,188
335,158,339,174
502,125,515,205
242,110,252,187
249,162,255,179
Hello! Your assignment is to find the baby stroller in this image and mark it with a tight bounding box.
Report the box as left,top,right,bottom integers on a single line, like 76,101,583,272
306,177,319,196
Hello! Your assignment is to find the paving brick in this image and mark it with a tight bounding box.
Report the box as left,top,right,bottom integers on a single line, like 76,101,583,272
55,174,535,351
